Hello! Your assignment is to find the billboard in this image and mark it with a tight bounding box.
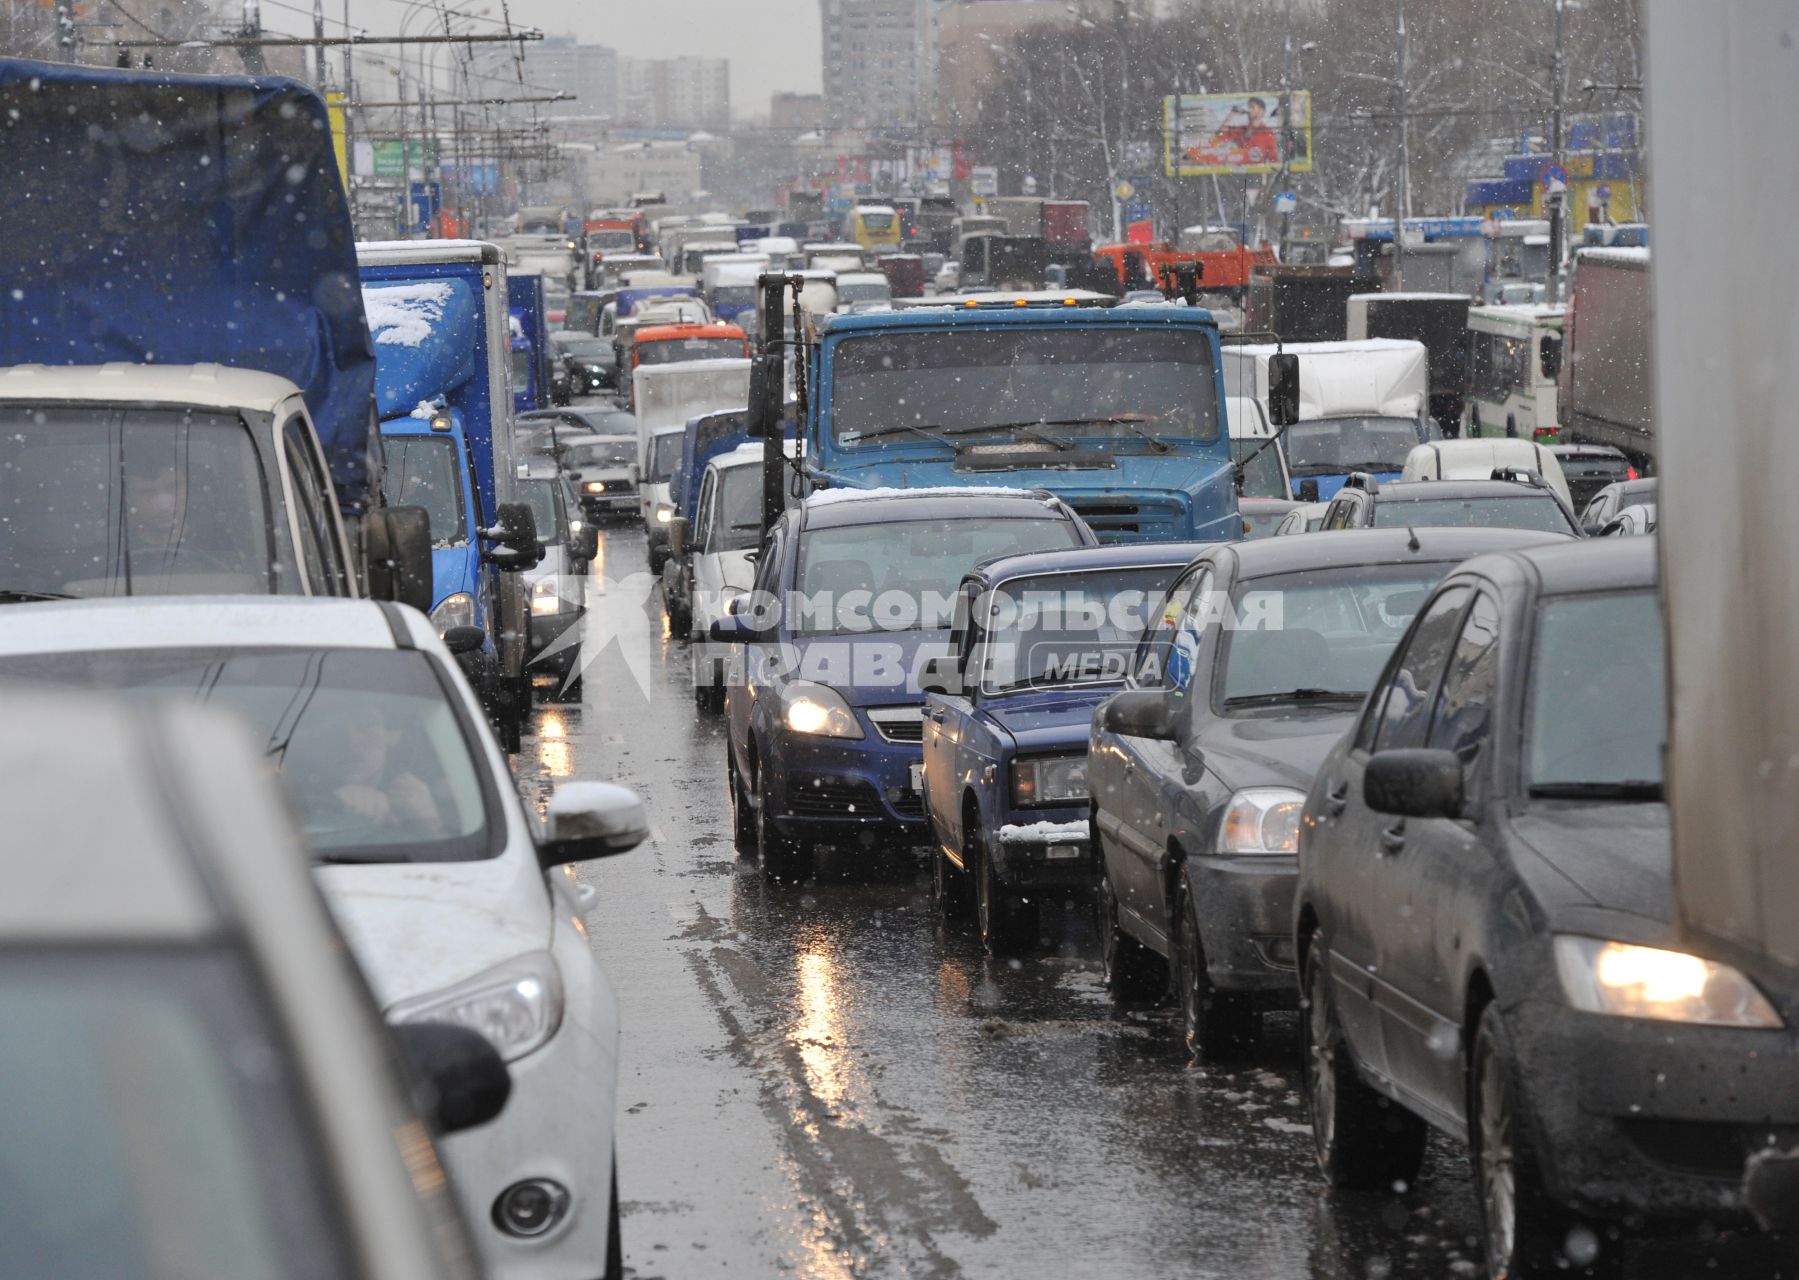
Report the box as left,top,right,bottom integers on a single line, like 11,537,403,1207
1164,91,1312,177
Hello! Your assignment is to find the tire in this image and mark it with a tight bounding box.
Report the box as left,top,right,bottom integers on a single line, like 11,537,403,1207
932,841,974,919
975,833,1037,957
693,652,724,713
754,761,811,882
1096,859,1164,1002
602,1153,623,1280
1472,1005,1622,1279
727,748,756,855
1301,933,1427,1190
1173,877,1257,1062
666,591,692,641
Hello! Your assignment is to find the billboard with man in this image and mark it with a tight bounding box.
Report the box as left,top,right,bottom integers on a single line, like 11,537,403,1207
1164,91,1313,176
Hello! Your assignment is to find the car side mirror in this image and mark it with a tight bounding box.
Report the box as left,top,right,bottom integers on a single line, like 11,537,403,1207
920,654,961,696
389,1022,511,1135
1297,478,1320,503
442,625,486,655
572,522,599,562
1268,352,1301,428
709,612,769,644
1102,689,1177,741
485,502,544,572
539,781,648,867
368,505,433,613
667,515,691,558
1364,748,1464,819
1582,522,1603,537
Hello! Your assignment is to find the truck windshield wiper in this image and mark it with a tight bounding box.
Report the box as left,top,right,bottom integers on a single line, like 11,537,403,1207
1527,780,1665,801
958,420,1078,450
845,421,965,450
1020,414,1174,454
0,589,81,604
1224,688,1366,708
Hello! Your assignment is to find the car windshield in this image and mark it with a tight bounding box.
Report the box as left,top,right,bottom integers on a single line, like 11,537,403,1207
1231,436,1287,498
1216,564,1446,706
0,648,492,862
837,281,891,304
792,516,1080,634
711,465,764,552
1527,590,1664,793
381,435,466,548
520,478,564,543
0,947,352,1280
559,338,609,358
981,566,1186,692
636,337,745,366
1372,493,1574,534
1284,417,1420,477
649,431,685,483
0,405,273,598
712,286,756,307
830,327,1220,448
565,438,637,469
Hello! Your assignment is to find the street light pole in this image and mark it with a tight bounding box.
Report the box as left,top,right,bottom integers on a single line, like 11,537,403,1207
1394,0,1410,286
1278,0,1295,257
1547,0,1568,302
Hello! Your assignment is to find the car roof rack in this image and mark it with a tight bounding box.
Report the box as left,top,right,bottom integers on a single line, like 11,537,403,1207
1490,466,1546,488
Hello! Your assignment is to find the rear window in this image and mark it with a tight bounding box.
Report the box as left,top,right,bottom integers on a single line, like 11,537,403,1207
1372,494,1574,535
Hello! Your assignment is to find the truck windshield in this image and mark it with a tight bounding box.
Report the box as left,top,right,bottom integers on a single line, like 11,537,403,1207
711,465,763,552
636,338,745,366
0,406,273,599
1284,417,1420,478
382,435,468,548
712,286,756,308
648,431,686,483
831,327,1219,449
0,648,494,863
520,479,565,543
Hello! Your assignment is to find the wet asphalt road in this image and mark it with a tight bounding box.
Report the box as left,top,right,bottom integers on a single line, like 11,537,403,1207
514,520,1788,1280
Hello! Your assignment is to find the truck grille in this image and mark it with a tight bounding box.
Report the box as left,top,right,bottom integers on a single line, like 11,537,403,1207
1065,496,1187,541
865,706,924,743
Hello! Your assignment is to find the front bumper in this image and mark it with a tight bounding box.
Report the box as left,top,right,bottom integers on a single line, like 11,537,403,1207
1186,853,1298,994
579,490,637,517
1509,993,1799,1222
764,725,927,845
991,804,1095,889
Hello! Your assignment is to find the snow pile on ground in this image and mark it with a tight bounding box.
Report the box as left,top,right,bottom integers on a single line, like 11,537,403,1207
998,820,1089,844
363,281,455,348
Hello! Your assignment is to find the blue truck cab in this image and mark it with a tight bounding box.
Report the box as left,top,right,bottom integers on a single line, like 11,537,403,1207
712,488,1096,882
358,239,538,750
920,542,1210,954
507,272,551,414
803,301,1239,542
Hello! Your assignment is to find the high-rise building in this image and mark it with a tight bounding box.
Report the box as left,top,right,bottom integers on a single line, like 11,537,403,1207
618,56,732,131
819,0,935,132
469,36,617,120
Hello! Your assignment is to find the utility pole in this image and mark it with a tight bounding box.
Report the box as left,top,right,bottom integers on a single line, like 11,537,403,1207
1278,0,1295,258
341,0,354,185
54,1,74,54
1547,0,1568,302
240,0,266,73
1393,0,1410,287
313,0,325,86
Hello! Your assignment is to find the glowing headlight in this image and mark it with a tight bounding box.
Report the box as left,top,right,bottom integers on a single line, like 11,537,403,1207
429,591,476,634
1218,787,1305,854
655,505,674,524
781,681,862,739
531,575,564,615
1012,755,1088,806
388,954,565,1062
1554,936,1784,1028
584,480,606,493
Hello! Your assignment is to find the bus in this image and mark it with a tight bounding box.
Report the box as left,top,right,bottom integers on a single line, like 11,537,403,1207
850,204,901,253
1462,303,1564,442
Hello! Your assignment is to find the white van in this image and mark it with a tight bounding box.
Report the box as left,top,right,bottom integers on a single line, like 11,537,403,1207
1400,437,1573,507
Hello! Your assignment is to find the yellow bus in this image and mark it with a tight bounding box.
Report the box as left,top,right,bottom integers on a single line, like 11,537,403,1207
850,204,901,253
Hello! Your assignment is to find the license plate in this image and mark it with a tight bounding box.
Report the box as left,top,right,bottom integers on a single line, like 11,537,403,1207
909,762,925,792
1045,844,1083,860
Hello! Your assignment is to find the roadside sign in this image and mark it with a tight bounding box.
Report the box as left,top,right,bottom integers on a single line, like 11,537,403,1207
1595,182,1613,203
970,165,999,199
1114,180,1135,201
1273,191,1297,215
1539,162,1568,193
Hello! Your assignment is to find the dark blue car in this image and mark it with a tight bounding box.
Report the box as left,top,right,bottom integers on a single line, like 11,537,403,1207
919,543,1211,954
711,488,1096,880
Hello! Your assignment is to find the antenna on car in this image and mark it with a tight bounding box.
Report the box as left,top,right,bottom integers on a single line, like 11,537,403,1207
1406,526,1422,552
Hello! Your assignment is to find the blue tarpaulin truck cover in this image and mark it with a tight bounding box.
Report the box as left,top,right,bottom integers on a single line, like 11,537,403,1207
0,58,378,510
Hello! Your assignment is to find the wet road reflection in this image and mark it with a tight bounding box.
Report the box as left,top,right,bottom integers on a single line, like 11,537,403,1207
515,522,1789,1280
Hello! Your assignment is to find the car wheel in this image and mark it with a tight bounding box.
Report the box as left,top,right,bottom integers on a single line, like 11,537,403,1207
693,652,725,713
1174,877,1256,1062
932,841,973,919
975,835,1036,957
727,749,756,855
1471,1005,1621,1279
1096,860,1164,1002
754,761,810,882
667,592,692,640
602,1153,623,1280
1301,932,1427,1190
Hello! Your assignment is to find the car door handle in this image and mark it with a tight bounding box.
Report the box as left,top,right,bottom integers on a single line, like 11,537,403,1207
1379,821,1407,856
1322,779,1350,819
927,707,944,724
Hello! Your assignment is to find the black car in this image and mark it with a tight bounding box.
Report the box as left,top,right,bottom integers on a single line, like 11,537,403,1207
1294,538,1799,1278
1579,476,1658,533
1320,473,1582,537
1548,443,1636,511
548,333,616,401
1089,528,1570,1061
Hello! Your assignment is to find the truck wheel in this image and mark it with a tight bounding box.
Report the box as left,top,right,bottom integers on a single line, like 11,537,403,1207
976,838,1036,957
1173,877,1256,1062
1301,933,1426,1190
1472,1005,1621,1278
1097,859,1164,1002
754,763,811,882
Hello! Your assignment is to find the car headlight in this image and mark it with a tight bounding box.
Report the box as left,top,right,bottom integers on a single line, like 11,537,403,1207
531,575,564,615
1218,787,1305,854
1012,755,1088,806
655,505,673,524
430,591,476,634
388,954,565,1062
584,480,606,493
1553,936,1784,1028
781,681,863,739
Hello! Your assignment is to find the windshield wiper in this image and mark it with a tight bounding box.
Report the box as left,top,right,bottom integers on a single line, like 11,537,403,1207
1224,688,1367,708
1527,780,1664,801
955,420,1079,450
846,421,966,450
0,589,81,604
1005,415,1174,454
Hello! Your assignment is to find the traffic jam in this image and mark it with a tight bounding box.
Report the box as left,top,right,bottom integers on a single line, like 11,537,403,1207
3,2,1797,1278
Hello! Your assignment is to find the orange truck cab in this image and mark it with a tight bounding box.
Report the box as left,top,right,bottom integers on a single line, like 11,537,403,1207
1093,241,1278,300
629,323,752,372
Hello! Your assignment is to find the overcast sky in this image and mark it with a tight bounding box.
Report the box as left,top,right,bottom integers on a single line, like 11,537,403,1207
281,0,822,119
